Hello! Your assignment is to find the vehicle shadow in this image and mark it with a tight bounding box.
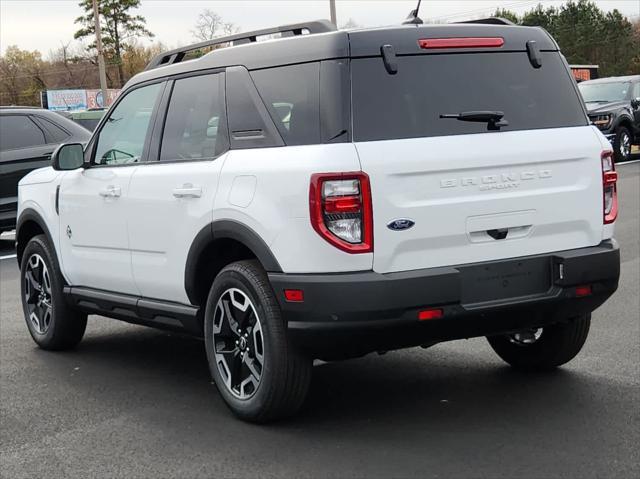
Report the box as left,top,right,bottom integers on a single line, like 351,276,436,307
41,323,629,434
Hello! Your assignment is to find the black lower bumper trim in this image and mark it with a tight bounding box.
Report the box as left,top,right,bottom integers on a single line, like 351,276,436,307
269,241,620,357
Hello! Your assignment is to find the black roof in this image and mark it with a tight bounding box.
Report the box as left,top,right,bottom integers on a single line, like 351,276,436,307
128,20,559,89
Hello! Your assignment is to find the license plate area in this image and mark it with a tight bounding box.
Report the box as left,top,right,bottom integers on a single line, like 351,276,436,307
460,257,551,305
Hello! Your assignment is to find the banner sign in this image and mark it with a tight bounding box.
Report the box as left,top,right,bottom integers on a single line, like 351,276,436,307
43,88,121,111
86,89,121,109
45,89,87,111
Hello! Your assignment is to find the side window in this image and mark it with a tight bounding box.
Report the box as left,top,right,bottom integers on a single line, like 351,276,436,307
251,63,320,146
633,82,640,99
160,73,227,162
0,115,46,150
94,83,162,166
32,116,70,143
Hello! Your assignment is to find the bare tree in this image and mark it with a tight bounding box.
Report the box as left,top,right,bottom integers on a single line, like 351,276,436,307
192,9,238,42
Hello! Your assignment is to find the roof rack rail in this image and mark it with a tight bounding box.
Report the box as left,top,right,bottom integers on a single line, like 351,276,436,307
455,17,515,26
145,19,336,71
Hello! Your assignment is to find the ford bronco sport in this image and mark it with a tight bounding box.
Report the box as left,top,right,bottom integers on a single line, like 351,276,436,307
16,19,620,422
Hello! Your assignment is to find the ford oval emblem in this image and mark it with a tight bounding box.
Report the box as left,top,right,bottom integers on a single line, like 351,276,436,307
387,219,415,231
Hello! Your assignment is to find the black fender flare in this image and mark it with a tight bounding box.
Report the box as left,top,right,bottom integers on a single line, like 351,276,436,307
16,208,57,266
612,111,634,132
184,219,282,305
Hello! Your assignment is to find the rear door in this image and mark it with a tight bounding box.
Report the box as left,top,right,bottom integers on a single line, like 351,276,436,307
351,48,604,274
127,72,228,304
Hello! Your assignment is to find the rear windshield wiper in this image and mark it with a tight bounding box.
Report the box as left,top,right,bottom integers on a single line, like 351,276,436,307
440,111,509,130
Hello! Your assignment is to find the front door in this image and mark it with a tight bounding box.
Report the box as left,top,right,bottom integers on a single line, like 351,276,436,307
127,73,228,304
58,82,164,293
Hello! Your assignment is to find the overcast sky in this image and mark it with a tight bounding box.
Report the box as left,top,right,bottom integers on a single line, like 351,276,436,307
1,0,639,55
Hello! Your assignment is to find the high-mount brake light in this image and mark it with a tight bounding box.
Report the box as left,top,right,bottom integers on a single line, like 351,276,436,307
309,172,373,253
601,150,618,224
418,37,504,49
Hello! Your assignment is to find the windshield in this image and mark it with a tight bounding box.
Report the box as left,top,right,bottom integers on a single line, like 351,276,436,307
579,82,630,103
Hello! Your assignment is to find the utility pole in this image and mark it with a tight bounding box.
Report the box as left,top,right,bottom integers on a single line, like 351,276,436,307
329,0,337,27
92,0,108,107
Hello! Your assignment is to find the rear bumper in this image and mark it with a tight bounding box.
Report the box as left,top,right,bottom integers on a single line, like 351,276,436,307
268,240,620,358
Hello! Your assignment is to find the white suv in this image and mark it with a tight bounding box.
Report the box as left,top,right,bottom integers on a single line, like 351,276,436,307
16,20,620,422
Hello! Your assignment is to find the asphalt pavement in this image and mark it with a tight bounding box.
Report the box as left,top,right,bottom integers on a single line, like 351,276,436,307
1,162,639,478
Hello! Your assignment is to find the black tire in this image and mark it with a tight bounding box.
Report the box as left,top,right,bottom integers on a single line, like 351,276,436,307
204,260,312,422
487,314,591,371
613,126,632,163
20,235,87,350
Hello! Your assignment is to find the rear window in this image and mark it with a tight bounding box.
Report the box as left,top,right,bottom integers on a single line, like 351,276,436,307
352,52,587,142
0,115,46,150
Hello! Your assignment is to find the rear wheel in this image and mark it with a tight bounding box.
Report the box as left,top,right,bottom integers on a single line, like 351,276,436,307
20,235,87,350
487,314,591,371
613,126,632,162
204,260,312,422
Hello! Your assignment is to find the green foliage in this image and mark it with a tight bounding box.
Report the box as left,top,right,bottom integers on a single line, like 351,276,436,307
74,0,154,86
493,8,520,25
0,46,46,105
492,1,639,76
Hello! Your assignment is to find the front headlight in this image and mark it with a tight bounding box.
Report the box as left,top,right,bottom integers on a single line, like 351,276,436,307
591,114,612,129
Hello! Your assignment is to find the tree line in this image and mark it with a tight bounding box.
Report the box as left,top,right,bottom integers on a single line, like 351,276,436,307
494,0,639,76
1,0,639,107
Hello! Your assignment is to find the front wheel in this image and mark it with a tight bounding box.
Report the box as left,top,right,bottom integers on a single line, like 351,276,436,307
204,260,312,422
613,126,632,163
20,235,87,350
487,314,591,371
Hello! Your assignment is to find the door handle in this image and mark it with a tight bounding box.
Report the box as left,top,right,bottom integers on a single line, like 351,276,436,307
99,185,122,198
172,184,202,198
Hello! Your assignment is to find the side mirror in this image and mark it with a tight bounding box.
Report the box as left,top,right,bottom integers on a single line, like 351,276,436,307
631,98,640,109
52,143,85,171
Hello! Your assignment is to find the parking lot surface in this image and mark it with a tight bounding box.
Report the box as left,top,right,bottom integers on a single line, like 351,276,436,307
1,162,638,478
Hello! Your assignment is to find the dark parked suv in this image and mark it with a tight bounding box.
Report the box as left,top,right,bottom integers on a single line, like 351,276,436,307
0,107,91,233
579,75,640,162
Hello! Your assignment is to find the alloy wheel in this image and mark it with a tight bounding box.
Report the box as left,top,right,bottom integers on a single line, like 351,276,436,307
24,254,52,335
212,288,264,399
619,131,631,160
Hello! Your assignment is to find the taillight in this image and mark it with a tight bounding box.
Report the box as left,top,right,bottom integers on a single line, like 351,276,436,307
309,172,373,253
418,37,504,49
601,150,618,224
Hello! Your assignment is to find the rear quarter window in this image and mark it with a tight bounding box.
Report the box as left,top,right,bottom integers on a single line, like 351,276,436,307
352,52,587,142
251,62,321,146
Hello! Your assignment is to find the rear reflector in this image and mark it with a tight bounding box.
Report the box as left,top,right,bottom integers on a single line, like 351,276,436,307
284,289,304,302
418,37,504,49
418,308,444,320
575,285,592,297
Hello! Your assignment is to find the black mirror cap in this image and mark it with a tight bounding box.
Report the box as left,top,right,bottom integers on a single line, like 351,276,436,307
631,98,640,109
52,143,85,171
